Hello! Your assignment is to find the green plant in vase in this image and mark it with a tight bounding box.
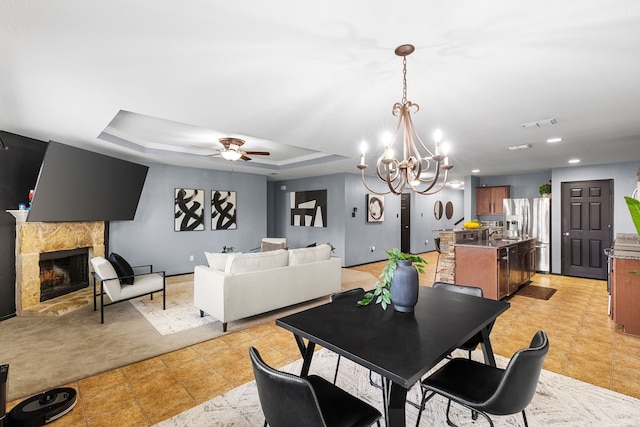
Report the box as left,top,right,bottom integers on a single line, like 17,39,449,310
539,182,551,196
357,248,426,310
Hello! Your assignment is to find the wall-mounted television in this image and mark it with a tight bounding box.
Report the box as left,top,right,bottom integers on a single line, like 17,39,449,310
27,141,149,222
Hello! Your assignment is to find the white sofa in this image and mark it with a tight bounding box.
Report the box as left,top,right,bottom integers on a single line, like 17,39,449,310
194,244,341,331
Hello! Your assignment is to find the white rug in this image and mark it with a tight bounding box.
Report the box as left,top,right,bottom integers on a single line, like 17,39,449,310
155,348,640,427
130,281,218,335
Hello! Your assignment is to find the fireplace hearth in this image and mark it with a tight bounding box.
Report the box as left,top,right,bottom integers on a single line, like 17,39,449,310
39,248,89,302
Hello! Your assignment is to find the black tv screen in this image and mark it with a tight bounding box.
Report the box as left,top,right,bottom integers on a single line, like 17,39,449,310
27,141,148,222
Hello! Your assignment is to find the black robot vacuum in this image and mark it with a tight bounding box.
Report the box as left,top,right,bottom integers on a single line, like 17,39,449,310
1,365,77,427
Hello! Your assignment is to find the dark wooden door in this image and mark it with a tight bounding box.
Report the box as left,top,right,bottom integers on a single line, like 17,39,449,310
561,180,613,279
401,193,411,253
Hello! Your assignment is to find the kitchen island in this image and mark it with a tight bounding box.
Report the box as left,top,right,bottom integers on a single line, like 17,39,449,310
454,236,536,300
609,233,640,335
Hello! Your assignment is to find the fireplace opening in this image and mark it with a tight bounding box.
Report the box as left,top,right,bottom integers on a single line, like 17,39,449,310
39,248,90,302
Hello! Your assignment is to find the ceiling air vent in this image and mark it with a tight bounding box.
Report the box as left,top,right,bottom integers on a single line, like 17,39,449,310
521,118,557,128
506,144,532,151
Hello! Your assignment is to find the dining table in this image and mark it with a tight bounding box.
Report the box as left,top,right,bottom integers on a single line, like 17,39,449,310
276,285,510,427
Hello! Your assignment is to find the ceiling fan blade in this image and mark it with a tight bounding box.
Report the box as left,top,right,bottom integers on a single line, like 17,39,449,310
240,155,252,161
244,151,270,156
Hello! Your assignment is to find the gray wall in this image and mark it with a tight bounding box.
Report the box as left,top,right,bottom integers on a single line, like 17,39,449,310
107,159,639,276
109,163,267,275
410,187,464,253
550,161,640,273
271,174,347,263
271,173,466,267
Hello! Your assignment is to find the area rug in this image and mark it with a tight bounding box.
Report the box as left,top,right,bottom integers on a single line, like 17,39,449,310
131,268,376,336
130,280,217,335
156,348,640,427
514,285,557,300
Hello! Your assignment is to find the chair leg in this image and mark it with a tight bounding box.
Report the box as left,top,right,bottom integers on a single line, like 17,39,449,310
333,355,342,384
522,410,529,427
100,290,104,324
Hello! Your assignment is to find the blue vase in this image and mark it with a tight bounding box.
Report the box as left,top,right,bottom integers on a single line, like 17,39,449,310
390,259,419,312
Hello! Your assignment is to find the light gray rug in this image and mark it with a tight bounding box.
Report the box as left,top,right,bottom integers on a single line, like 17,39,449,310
156,348,640,427
130,280,218,335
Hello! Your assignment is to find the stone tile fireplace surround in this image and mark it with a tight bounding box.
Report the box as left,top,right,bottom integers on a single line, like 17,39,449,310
11,216,104,315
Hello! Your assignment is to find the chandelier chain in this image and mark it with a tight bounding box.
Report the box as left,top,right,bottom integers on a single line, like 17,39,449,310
402,55,408,105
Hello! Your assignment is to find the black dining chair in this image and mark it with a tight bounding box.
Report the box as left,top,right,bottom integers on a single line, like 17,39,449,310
415,330,549,427
432,282,487,359
249,346,382,427
329,288,367,384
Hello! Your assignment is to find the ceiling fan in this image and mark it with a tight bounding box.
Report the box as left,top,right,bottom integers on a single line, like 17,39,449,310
203,137,270,162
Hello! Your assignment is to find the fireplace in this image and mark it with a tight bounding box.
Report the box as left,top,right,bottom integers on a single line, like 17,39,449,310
7,215,105,316
39,248,89,302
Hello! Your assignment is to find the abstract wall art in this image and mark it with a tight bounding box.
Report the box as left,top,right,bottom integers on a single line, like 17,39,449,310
290,189,327,227
174,188,204,231
367,194,385,222
211,190,237,230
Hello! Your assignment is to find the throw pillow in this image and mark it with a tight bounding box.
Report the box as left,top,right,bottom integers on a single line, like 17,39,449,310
108,252,135,285
205,251,230,271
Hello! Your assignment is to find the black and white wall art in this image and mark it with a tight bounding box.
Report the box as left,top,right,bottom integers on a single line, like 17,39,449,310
211,190,237,230
174,188,205,231
367,194,385,222
290,189,327,227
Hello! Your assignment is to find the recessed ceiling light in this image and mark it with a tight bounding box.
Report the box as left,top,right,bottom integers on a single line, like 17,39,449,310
471,169,480,173
506,144,532,151
568,159,580,164
547,137,562,143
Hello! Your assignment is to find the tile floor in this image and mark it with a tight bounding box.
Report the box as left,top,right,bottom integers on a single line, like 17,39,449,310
9,251,640,426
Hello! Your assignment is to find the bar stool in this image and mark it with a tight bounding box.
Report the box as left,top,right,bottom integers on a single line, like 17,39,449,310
433,237,442,282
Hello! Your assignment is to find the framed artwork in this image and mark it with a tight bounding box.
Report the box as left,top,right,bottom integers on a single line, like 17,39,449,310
367,194,385,222
211,190,237,230
445,201,454,220
174,188,204,231
290,189,327,227
434,200,443,220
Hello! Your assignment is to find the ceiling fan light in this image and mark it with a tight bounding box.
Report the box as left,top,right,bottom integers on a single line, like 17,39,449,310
221,150,242,161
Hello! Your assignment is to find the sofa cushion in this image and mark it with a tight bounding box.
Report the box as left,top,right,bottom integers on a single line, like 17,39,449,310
108,252,134,285
288,244,331,265
205,251,232,271
226,249,289,274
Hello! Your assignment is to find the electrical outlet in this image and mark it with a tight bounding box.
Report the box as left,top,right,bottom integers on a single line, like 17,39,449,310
370,246,375,252
189,255,194,261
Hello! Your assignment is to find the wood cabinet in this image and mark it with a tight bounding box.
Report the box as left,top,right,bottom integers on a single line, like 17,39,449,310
476,186,510,215
611,257,640,335
455,239,535,300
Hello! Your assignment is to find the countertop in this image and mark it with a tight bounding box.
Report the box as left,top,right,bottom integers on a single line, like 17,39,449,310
610,233,640,260
454,236,537,249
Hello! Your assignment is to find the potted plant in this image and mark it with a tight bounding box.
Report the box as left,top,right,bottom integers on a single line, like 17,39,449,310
539,182,552,197
357,248,426,311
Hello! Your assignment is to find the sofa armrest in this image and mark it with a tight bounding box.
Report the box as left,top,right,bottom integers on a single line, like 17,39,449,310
193,265,230,321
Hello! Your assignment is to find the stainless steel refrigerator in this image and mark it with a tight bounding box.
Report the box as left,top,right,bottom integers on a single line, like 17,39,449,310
503,198,551,273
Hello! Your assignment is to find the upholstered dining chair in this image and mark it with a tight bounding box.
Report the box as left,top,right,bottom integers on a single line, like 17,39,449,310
416,330,549,427
90,254,166,323
432,282,488,359
329,288,367,384
249,346,382,427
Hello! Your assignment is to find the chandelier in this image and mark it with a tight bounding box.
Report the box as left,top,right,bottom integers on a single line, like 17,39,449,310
358,44,452,195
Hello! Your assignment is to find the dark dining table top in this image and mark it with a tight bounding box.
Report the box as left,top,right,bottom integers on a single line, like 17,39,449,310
276,285,510,388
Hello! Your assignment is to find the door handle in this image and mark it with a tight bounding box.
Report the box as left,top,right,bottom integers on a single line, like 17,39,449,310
563,232,570,236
